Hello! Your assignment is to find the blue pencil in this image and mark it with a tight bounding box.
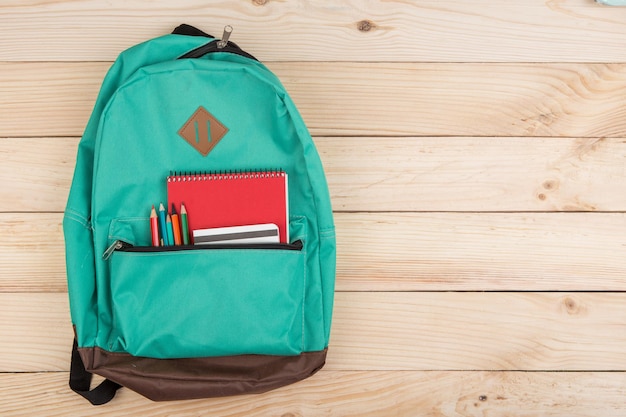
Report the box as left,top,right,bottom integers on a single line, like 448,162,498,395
166,214,175,247
158,203,169,246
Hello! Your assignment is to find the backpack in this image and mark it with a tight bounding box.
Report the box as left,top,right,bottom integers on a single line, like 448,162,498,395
63,24,336,404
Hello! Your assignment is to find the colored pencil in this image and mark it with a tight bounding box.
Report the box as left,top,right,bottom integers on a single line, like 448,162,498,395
166,214,175,247
180,203,190,245
150,205,160,246
158,203,169,246
171,204,182,245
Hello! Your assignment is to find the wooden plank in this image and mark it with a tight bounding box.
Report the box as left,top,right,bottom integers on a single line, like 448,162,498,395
2,212,625,293
3,292,626,372
0,214,66,293
3,62,626,138
0,294,70,372
2,1,626,62
1,371,625,416
336,212,626,292
0,63,104,138
3,137,626,213
272,62,626,137
0,138,74,213
319,137,626,212
330,292,626,371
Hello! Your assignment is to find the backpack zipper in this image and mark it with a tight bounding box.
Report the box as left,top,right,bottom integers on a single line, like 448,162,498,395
178,26,258,61
178,40,258,61
103,239,303,260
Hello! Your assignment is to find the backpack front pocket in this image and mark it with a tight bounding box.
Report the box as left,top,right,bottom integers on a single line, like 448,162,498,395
108,244,305,359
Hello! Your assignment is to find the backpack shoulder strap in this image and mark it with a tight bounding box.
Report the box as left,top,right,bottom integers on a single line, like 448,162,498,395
172,24,213,38
69,339,121,405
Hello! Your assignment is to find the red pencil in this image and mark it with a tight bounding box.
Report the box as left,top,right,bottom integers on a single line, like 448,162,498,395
150,205,160,246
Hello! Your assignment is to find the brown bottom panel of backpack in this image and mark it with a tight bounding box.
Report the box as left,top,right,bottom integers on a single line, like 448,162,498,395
78,347,327,401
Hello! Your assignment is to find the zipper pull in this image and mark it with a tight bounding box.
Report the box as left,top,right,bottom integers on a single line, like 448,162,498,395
216,25,233,49
102,240,124,260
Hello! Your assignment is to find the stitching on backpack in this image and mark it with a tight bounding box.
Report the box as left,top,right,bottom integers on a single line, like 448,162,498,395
302,241,307,353
65,208,91,229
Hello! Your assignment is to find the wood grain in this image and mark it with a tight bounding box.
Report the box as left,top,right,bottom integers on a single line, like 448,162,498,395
3,62,626,138
0,214,65,293
0,138,74,212
2,0,626,62
3,292,626,373
0,293,70,372
3,136,626,213
336,212,626,292
305,136,626,212
2,212,625,293
0,63,104,138
2,371,625,417
330,292,626,371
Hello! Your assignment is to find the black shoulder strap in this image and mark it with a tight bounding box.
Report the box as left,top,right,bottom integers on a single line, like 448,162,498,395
172,24,213,38
69,339,122,405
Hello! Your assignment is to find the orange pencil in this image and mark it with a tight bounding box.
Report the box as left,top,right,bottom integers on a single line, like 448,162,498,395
150,205,160,246
171,203,182,245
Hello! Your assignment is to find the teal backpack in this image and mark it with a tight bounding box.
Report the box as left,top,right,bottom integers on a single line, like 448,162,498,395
64,24,336,404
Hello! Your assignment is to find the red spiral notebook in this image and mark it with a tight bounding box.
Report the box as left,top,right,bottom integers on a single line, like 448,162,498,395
167,171,289,243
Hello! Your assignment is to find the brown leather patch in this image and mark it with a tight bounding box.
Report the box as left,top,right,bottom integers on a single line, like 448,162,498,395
178,106,228,156
79,347,327,401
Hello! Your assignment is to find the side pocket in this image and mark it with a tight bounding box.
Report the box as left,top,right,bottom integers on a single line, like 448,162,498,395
319,227,336,345
63,211,98,347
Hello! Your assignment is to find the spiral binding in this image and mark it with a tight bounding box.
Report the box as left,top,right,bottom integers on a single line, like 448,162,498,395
167,169,285,182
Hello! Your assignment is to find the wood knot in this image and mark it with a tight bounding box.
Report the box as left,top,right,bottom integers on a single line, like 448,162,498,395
562,296,586,316
538,193,547,201
252,0,268,5
542,180,559,191
357,19,376,32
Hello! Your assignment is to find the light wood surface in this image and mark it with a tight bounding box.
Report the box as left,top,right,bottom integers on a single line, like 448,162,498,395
2,1,626,415
4,62,626,137
2,0,626,62
2,371,625,417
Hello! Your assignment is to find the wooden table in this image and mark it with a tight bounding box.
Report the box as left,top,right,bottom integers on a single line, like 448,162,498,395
2,1,626,415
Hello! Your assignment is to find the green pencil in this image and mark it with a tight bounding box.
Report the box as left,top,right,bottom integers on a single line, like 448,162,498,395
180,203,190,245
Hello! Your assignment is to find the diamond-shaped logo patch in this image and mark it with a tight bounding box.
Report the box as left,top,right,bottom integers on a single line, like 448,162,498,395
178,106,228,156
